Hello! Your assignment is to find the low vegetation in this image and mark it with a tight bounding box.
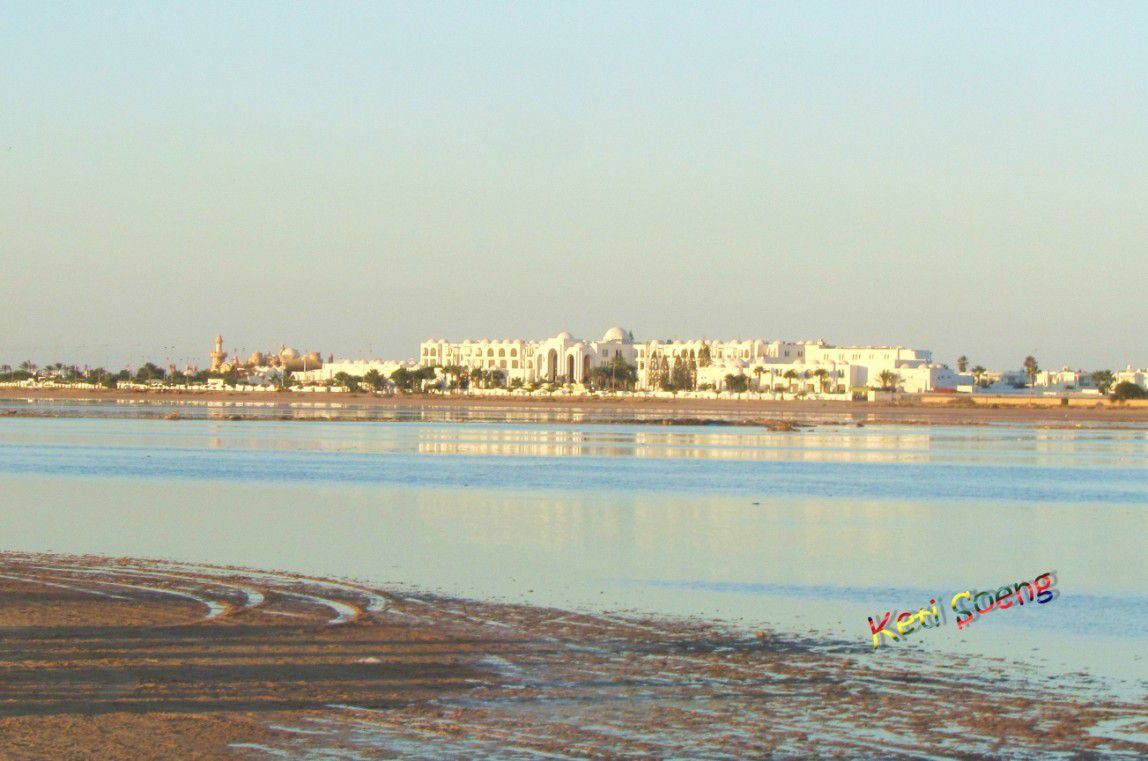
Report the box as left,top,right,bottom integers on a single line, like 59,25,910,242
1111,381,1148,401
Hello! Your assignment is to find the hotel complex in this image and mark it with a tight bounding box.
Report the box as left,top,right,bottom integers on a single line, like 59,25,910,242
418,327,960,395
5,329,1146,398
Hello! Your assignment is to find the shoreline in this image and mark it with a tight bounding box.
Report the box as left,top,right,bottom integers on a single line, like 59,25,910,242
4,386,1148,426
0,552,1141,758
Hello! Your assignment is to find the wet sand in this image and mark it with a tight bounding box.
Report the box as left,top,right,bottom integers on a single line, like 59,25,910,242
5,387,1148,426
0,553,1143,759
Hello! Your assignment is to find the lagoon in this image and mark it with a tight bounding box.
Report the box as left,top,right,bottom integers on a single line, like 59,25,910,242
0,410,1145,698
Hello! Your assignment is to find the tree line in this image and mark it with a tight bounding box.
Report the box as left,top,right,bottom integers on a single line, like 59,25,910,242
954,355,1137,396
0,361,213,388
5,354,1146,400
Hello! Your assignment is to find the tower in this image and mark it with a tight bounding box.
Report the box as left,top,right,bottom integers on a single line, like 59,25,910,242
210,334,228,372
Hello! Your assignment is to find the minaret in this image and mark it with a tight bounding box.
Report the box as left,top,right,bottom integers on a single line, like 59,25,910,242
210,334,228,371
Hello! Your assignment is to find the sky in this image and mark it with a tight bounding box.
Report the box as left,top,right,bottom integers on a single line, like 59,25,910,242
2,2,1146,371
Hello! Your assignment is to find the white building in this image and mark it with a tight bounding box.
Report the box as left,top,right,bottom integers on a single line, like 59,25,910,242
419,328,954,395
1115,367,1148,390
421,328,637,386
1030,368,1101,392
294,359,418,386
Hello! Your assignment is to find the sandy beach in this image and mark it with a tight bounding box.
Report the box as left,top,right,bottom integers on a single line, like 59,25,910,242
0,552,1143,759
5,387,1148,426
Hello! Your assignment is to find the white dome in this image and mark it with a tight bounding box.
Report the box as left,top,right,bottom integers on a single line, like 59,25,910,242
602,326,630,342
556,331,574,341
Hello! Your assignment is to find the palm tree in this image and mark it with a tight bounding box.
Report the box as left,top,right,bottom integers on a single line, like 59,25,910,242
1090,370,1115,395
783,369,799,393
724,374,748,395
1023,356,1039,388
753,366,765,390
450,367,468,392
957,355,968,373
971,365,987,388
877,370,900,391
813,368,829,393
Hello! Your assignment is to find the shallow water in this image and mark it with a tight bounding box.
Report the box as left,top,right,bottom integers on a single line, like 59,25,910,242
0,410,1145,699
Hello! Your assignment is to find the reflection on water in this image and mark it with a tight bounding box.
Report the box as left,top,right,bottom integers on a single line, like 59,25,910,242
6,396,860,425
0,413,1145,697
6,394,1148,428
2,415,1147,469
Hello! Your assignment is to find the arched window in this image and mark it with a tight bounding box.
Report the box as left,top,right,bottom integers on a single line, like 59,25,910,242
499,348,505,357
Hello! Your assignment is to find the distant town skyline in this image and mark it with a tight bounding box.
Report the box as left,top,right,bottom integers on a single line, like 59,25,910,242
3,3,1146,370
0,324,1141,377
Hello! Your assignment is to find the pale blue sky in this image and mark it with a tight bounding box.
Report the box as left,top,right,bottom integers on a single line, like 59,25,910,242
2,2,1145,370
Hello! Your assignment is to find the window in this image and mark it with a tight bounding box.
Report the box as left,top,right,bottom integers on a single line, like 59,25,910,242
499,349,505,357
512,361,519,368
500,360,507,368
510,349,517,357
488,349,494,357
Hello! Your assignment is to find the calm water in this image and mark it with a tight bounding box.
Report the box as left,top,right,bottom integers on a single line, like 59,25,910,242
1,407,1145,697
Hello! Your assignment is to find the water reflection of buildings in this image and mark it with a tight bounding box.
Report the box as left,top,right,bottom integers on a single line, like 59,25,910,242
162,418,1147,469
412,427,936,463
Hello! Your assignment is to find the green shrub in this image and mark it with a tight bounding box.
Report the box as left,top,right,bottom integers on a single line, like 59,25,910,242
1111,382,1147,401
